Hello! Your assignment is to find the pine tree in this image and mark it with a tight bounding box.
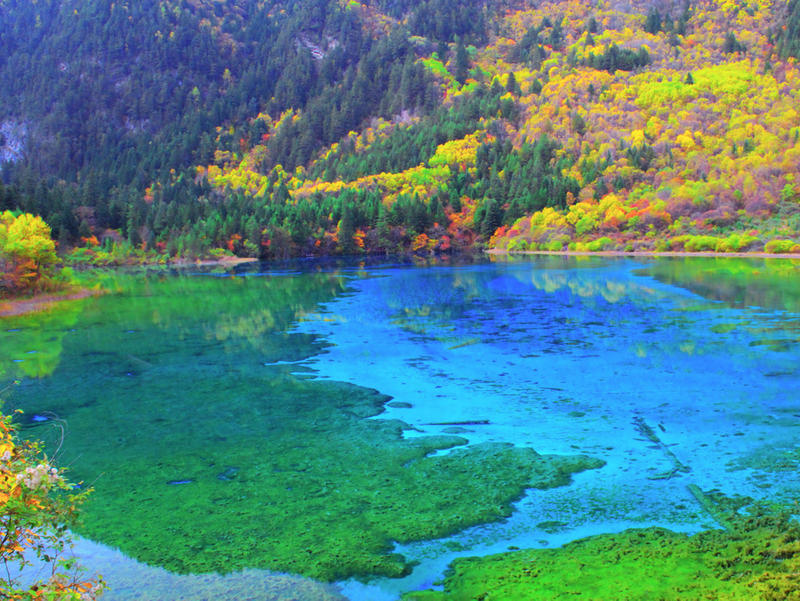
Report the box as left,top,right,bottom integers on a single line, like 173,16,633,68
505,71,519,95
454,37,470,85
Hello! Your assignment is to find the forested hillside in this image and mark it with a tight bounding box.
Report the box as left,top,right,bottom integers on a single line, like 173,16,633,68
1,0,800,261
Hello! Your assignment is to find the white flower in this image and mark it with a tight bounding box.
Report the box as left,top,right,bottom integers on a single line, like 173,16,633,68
14,462,61,491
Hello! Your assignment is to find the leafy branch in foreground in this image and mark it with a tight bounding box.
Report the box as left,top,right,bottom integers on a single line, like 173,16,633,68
0,391,104,601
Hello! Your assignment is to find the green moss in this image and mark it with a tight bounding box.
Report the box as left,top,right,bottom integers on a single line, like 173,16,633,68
403,511,800,601
30,372,604,582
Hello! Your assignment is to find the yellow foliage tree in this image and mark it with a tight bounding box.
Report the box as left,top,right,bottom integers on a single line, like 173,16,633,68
0,212,62,297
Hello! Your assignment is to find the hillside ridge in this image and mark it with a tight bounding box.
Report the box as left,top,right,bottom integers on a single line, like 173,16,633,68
1,0,800,261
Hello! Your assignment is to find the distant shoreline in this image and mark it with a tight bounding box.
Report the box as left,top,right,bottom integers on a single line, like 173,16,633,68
3,251,797,318
169,256,259,267
486,249,800,260
0,256,259,318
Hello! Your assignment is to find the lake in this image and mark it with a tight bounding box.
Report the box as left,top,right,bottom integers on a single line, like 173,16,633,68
2,255,799,600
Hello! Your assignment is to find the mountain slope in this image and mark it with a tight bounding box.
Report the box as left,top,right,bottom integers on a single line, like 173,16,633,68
1,0,800,259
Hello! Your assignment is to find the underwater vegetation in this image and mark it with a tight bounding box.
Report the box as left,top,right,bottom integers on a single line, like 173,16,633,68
729,444,800,473
6,257,800,599
403,506,800,601
4,268,604,582
68,374,603,581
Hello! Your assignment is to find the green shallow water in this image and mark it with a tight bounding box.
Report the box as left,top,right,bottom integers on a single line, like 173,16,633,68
4,256,800,600
402,510,800,601
2,265,601,583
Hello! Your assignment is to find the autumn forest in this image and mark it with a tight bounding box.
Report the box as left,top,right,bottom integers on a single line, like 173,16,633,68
4,3,800,600
1,0,800,286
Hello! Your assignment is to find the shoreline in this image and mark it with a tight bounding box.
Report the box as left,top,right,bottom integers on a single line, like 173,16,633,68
0,288,105,318
168,256,259,267
3,251,796,318
0,257,258,318
81,255,260,269
486,249,800,260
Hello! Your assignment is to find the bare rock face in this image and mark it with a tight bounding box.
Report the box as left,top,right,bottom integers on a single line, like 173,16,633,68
0,120,27,163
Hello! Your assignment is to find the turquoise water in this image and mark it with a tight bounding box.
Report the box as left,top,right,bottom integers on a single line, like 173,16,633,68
2,256,799,600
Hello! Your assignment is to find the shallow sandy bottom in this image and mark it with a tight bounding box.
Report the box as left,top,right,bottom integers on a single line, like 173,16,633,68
0,289,103,317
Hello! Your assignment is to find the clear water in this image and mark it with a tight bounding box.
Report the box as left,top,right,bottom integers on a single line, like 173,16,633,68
2,256,799,600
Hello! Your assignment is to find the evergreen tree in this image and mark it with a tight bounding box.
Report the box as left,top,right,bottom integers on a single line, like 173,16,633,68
645,9,662,34
505,71,519,95
454,37,470,85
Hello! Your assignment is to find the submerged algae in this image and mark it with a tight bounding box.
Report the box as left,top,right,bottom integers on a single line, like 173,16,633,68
403,510,800,601
729,444,800,473
68,374,603,582
6,268,604,582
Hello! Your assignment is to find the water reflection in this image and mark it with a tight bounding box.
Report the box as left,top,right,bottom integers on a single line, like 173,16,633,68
4,256,800,601
4,263,601,589
642,257,800,353
641,256,800,311
0,300,86,380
